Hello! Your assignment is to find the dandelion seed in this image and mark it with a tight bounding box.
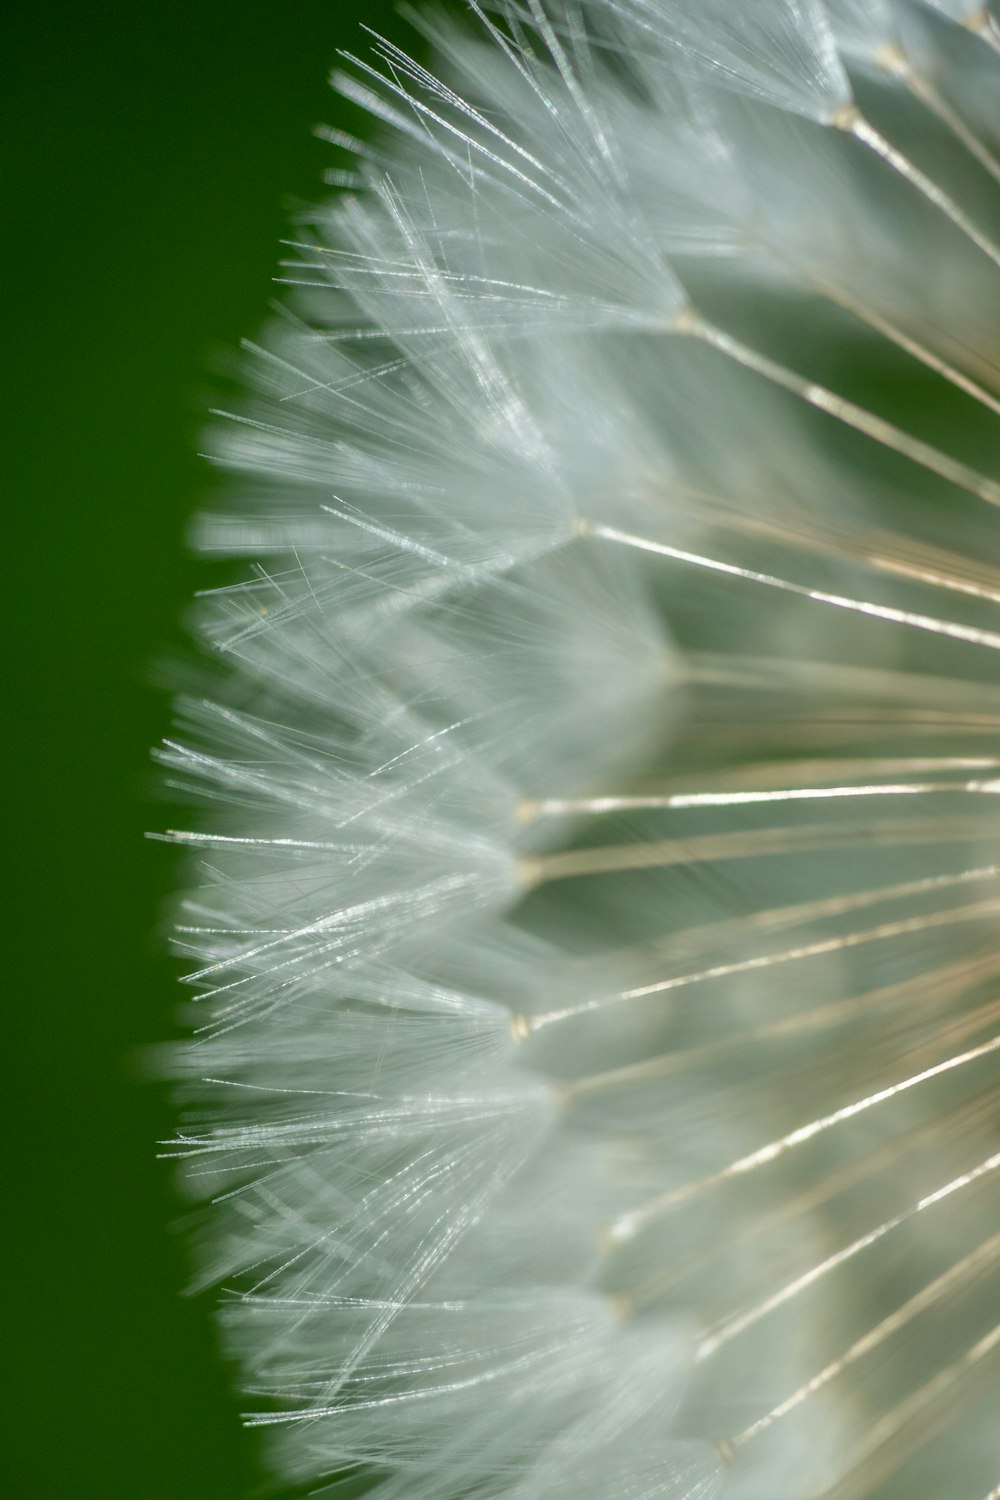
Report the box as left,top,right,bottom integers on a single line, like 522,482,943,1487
164,2,1000,1497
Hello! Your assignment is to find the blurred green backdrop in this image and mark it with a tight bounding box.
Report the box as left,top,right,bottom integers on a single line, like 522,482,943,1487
4,4,412,1495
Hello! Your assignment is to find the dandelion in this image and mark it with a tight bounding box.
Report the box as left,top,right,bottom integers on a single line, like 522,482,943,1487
162,2,1000,1497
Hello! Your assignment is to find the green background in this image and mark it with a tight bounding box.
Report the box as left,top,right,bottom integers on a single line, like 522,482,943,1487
5,4,414,1494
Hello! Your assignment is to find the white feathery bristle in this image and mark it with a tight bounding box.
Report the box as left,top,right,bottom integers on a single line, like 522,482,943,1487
163,2,1000,1498
589,0,852,119
824,0,899,63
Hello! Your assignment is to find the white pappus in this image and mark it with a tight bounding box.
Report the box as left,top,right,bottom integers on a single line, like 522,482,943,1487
161,2,1000,1497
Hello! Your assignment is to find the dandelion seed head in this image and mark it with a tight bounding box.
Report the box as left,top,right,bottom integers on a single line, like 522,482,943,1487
164,1,1000,1496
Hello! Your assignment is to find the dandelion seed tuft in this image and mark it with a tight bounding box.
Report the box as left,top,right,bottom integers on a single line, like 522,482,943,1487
164,2,1000,1497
